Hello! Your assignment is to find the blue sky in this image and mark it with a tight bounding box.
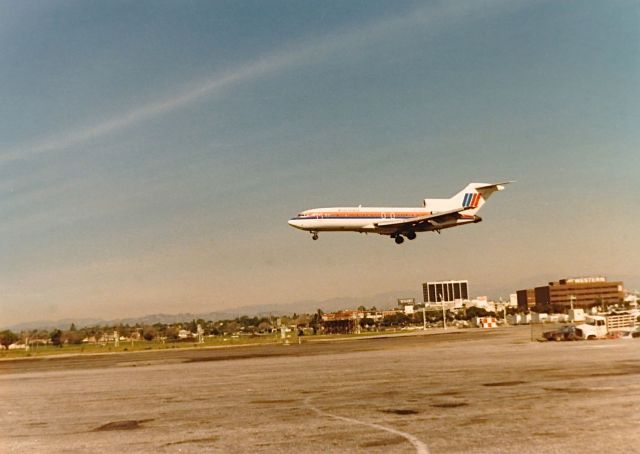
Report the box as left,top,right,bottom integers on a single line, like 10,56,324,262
1,0,639,326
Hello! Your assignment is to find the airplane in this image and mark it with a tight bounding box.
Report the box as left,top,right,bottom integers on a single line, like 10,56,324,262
288,181,512,244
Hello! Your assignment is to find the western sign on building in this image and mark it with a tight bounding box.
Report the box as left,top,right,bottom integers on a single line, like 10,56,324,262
516,276,624,312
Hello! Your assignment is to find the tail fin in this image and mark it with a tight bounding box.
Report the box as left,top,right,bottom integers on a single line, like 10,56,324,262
422,181,512,213
453,181,512,214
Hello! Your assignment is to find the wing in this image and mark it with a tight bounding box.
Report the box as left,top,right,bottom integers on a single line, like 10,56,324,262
375,207,470,232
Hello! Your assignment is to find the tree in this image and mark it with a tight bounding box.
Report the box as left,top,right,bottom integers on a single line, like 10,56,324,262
142,326,157,341
0,330,19,349
117,324,131,337
153,323,167,338
257,321,272,333
381,313,411,327
465,307,490,320
311,309,325,334
295,314,311,327
222,321,239,335
165,326,179,341
50,329,63,347
62,330,84,345
360,318,375,329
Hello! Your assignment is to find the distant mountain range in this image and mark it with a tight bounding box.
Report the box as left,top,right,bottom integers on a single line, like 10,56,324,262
6,273,638,332
5,290,418,332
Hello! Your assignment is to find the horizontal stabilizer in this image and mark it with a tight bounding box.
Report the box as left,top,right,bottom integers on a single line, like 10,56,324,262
475,181,514,191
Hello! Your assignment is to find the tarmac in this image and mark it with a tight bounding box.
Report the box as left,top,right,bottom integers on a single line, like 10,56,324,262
1,326,639,453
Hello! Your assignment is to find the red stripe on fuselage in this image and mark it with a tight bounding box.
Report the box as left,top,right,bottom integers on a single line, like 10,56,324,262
304,211,429,218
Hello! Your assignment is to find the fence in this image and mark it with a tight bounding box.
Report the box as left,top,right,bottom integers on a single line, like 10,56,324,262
606,314,636,332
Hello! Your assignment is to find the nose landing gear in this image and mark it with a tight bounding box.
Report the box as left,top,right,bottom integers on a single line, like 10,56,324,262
311,232,319,240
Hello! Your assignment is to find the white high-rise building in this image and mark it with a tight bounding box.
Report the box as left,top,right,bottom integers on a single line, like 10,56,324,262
423,280,469,307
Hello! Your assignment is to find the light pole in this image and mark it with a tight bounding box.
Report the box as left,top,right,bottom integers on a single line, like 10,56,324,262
499,297,506,324
439,293,447,330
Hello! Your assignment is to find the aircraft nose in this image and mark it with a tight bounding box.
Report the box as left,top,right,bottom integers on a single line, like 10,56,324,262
288,218,304,229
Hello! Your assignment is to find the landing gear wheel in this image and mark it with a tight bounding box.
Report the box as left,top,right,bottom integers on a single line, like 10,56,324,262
394,235,404,244
312,233,319,241
406,231,416,240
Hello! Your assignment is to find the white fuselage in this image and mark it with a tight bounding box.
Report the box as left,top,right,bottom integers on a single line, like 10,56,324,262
288,182,510,242
288,206,474,234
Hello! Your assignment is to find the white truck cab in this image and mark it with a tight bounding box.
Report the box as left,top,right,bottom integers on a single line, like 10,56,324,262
575,315,608,340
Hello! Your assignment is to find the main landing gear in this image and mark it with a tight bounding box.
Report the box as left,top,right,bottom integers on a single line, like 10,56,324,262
392,231,416,245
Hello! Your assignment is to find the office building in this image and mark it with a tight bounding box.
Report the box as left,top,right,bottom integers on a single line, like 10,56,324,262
517,277,624,312
423,280,469,305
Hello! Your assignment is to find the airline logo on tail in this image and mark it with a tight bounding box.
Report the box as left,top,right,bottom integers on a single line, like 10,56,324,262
462,192,481,208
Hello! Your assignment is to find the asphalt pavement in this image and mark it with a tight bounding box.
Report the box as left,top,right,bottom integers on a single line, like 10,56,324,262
1,326,639,453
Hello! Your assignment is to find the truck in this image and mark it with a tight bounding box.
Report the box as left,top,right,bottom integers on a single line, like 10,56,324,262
574,313,637,340
574,315,608,340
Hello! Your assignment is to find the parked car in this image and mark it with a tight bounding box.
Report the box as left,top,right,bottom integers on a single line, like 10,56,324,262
543,325,578,341
620,326,640,339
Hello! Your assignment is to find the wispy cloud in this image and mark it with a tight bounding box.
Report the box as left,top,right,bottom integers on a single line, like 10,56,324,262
0,0,522,166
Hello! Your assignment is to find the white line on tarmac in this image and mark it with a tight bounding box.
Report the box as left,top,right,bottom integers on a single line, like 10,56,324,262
304,396,430,454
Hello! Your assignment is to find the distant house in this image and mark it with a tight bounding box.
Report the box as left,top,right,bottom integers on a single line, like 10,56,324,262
322,310,360,321
321,311,362,334
382,310,400,318
98,333,116,343
8,343,27,350
27,338,50,346
365,311,384,322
